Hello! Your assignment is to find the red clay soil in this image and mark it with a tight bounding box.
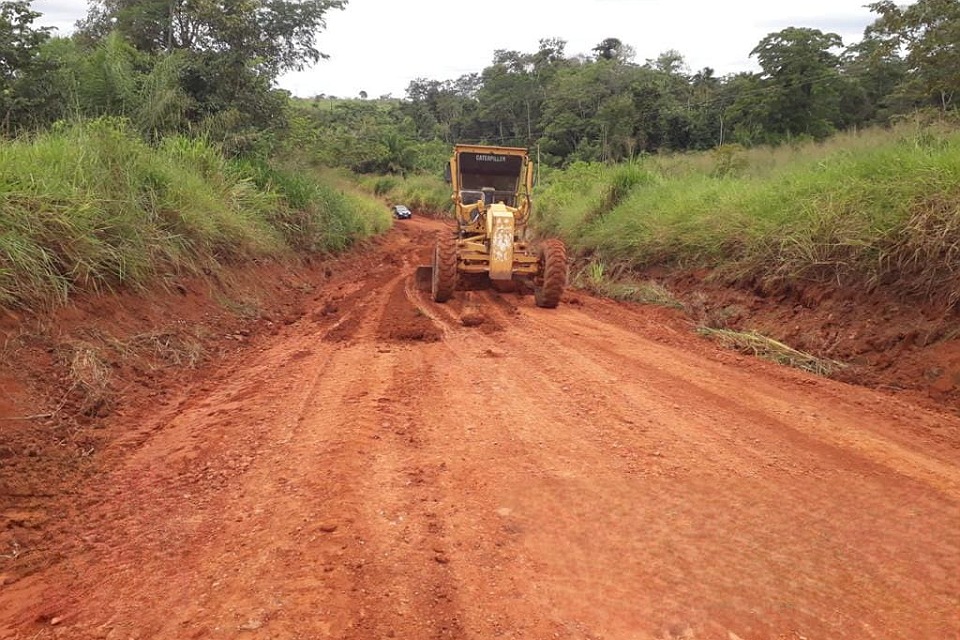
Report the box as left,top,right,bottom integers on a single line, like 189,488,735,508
0,216,958,639
661,271,960,410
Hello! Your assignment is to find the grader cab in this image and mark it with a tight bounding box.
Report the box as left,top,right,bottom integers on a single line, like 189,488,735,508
417,144,567,308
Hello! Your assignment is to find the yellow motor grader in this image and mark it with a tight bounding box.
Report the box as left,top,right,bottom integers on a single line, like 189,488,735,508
416,144,567,308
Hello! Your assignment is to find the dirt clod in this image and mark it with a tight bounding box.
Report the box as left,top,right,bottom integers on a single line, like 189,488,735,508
460,311,485,327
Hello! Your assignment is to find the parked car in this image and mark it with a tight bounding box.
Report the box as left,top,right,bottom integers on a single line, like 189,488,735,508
392,204,412,219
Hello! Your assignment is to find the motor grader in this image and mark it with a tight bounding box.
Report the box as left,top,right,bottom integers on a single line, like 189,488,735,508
416,144,567,308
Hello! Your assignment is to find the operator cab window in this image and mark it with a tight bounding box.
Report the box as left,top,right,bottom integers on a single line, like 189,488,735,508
460,175,518,207
460,189,484,204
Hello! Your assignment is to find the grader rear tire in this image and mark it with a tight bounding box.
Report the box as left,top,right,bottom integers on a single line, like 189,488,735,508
534,239,567,308
431,235,458,303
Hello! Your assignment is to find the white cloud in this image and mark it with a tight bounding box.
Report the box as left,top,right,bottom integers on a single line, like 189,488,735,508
30,0,878,99
30,0,81,34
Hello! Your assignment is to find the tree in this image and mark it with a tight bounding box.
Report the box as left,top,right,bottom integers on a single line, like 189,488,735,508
649,49,688,77
403,78,442,138
749,27,846,139
866,0,960,110
0,1,53,130
841,33,907,123
403,76,479,142
595,92,638,159
722,71,777,145
532,37,567,69
0,1,49,77
477,50,540,144
378,129,416,175
76,0,348,135
76,0,169,53
752,28,842,77
539,59,650,162
80,0,346,75
592,37,635,64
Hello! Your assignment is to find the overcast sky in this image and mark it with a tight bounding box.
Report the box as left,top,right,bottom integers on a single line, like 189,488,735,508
32,0,879,99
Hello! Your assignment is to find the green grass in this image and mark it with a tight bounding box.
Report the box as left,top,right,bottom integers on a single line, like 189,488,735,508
535,123,960,307
235,160,391,252
359,172,452,216
0,118,390,309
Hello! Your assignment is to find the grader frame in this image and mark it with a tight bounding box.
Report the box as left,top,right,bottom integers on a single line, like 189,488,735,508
418,144,566,308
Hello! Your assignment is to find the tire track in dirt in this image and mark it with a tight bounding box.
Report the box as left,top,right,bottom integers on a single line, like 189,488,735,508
199,261,465,638
152,258,463,638
294,278,466,639
336,348,469,639
0,249,444,637
525,305,960,498
0,216,957,640
381,285,960,639
456,299,959,638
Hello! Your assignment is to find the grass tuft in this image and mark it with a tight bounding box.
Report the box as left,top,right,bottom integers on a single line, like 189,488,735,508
66,345,112,415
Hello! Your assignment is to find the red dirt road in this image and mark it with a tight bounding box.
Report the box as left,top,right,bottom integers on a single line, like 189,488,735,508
1,216,958,639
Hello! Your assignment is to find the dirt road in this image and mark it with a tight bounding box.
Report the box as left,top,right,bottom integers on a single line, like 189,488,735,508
1,216,958,639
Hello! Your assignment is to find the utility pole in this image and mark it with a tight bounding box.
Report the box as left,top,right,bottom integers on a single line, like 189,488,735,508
600,123,607,163
167,0,179,53
526,100,532,143
536,144,541,187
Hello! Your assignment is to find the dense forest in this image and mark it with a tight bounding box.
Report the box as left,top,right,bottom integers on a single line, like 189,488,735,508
296,0,959,172
1,0,958,171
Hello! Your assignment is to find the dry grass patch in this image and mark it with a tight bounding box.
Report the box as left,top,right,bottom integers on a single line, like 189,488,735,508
65,345,112,416
697,327,846,377
575,261,683,308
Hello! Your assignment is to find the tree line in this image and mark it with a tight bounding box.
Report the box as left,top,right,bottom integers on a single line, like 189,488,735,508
0,0,957,170
298,0,959,171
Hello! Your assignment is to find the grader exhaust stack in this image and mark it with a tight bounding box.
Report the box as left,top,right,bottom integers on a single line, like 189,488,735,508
416,145,567,308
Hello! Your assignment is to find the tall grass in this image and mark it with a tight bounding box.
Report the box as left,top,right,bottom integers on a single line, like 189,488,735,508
359,173,452,216
535,124,960,307
233,160,390,252
0,119,390,309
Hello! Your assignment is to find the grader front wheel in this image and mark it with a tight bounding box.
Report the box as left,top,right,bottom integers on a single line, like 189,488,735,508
534,239,567,308
431,235,458,303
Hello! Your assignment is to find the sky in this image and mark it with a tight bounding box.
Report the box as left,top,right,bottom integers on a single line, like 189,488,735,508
31,0,879,99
